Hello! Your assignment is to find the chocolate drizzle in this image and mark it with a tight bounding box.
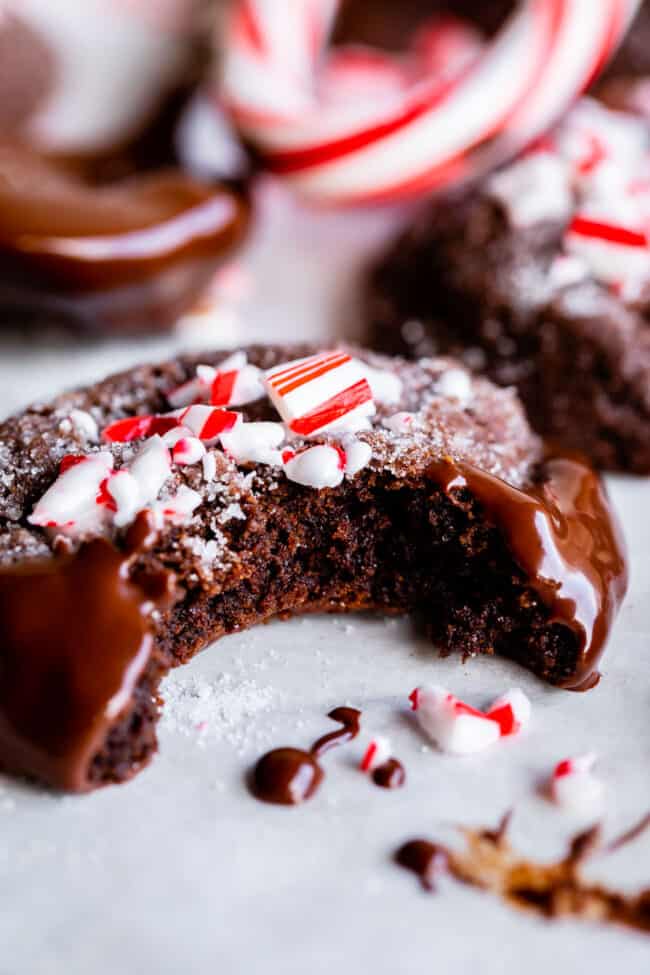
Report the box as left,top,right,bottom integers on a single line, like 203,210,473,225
395,813,650,934
372,757,406,789
252,707,361,805
427,454,628,690
0,539,171,792
0,142,249,333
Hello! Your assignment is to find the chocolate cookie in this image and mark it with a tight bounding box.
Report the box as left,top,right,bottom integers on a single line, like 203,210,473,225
0,345,626,792
366,97,650,472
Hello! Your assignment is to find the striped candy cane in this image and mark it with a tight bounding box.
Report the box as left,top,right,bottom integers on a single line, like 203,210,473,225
221,0,641,204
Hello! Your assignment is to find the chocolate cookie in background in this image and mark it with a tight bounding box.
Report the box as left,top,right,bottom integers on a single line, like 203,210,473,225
0,0,250,335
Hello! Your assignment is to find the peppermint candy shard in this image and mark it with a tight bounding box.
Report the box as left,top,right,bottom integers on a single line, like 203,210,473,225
172,437,206,466
283,444,345,490
127,436,172,506
360,736,391,773
102,414,179,443
485,689,531,736
156,485,203,525
551,753,604,811
409,685,500,756
264,351,375,438
176,405,241,442
220,421,285,466
28,452,114,533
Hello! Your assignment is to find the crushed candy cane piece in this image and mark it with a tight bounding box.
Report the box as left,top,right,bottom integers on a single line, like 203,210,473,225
176,405,241,441
485,689,531,736
283,444,345,490
383,412,416,434
202,451,217,482
488,151,572,228
551,753,604,812
128,436,172,506
434,368,473,405
360,736,391,772
68,408,99,442
220,421,285,466
342,438,372,477
167,353,265,409
28,452,114,533
409,685,500,755
265,351,374,437
105,469,142,528
102,414,179,443
155,485,202,525
172,437,206,466
362,364,402,404
564,212,650,287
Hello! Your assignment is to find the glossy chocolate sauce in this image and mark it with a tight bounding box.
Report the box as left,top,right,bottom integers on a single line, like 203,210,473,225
252,707,361,805
0,539,170,792
372,757,406,789
395,840,450,890
428,454,628,690
0,142,249,333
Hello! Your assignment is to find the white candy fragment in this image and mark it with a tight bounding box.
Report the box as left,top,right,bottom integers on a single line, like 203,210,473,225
283,444,345,489
106,469,142,528
168,352,265,409
342,438,372,477
154,485,203,525
551,753,605,813
362,364,403,404
488,152,572,228
68,408,99,442
220,421,285,466
359,735,392,772
409,685,500,756
28,452,114,534
434,368,473,405
382,411,416,434
172,436,206,466
202,451,217,482
128,436,172,506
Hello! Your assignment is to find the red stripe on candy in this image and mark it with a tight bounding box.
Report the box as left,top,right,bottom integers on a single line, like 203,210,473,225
59,454,87,474
569,216,647,248
289,379,372,436
210,370,239,406
199,409,240,440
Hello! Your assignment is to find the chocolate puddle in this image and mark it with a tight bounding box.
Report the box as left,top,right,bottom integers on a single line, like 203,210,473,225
252,707,361,805
428,454,628,690
396,813,650,934
0,538,173,792
0,142,249,333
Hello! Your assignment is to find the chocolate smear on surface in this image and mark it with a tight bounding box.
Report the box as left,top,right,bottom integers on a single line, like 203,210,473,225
396,813,650,933
0,538,174,792
251,707,361,805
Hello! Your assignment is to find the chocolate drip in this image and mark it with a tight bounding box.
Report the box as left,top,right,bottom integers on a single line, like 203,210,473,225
372,757,406,789
427,454,628,690
0,142,249,333
395,814,650,934
252,707,361,805
0,539,170,792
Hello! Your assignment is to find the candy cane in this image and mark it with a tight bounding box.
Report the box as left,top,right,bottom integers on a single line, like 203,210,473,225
222,0,640,204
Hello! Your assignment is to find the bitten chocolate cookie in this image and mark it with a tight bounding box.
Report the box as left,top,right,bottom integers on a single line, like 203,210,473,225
0,345,626,792
367,97,650,473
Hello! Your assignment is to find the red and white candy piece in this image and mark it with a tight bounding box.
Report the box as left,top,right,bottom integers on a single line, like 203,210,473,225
102,413,180,444
283,444,345,489
550,753,605,812
172,436,206,467
174,405,242,443
564,209,650,288
153,485,203,526
359,736,392,773
222,0,640,205
485,688,531,736
382,412,416,435
340,438,372,477
167,353,265,409
264,351,374,437
29,452,114,534
409,686,500,756
220,421,285,466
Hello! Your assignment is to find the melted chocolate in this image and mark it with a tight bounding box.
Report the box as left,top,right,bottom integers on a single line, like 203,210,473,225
372,757,406,789
0,142,249,333
427,454,628,690
0,539,168,792
395,840,449,890
395,814,650,933
252,707,361,805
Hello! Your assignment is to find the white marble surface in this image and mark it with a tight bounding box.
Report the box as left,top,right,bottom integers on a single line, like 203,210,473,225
0,181,648,974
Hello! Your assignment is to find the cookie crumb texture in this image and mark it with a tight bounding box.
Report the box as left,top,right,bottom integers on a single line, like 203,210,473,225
0,346,626,791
